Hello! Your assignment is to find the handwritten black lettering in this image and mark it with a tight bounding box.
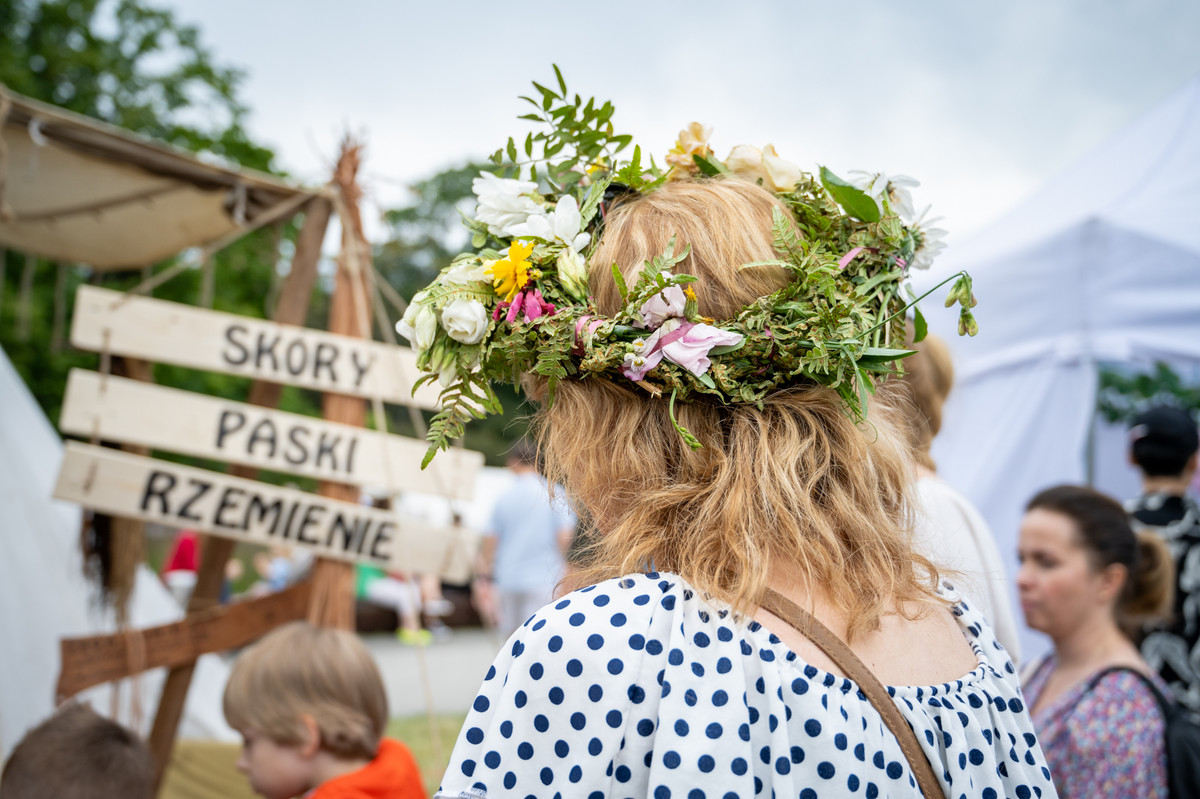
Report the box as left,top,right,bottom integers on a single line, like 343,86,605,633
284,425,310,466
244,495,284,534
222,325,250,366
216,409,247,450
313,342,338,383
327,511,367,552
247,419,278,459
295,504,324,544
177,478,212,522
140,471,177,513
315,434,340,471
285,339,307,376
254,332,281,372
213,487,245,529
370,520,394,560
350,350,373,388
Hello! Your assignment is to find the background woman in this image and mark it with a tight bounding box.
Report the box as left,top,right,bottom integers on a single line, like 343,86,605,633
1018,484,1174,797
431,178,1057,798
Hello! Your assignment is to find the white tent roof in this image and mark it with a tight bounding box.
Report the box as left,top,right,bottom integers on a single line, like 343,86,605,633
0,344,235,761
910,74,1200,661
0,86,319,271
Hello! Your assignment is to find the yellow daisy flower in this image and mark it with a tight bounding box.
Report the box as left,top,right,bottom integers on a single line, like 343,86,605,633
487,240,535,301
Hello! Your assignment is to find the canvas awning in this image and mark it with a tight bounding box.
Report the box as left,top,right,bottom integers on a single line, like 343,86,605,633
0,86,321,271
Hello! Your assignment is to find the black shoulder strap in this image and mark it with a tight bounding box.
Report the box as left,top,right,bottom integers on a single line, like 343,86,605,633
1085,666,1173,719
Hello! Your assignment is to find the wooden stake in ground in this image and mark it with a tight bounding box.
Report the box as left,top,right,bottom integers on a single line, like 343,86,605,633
147,196,332,791
308,138,372,631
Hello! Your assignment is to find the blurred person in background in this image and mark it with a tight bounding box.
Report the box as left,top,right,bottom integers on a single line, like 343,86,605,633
887,329,1022,660
478,438,576,639
1018,484,1175,797
1127,405,1200,710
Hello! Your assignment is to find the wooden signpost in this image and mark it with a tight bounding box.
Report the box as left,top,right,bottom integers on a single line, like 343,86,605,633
49,148,471,793
60,369,482,500
56,582,313,701
54,442,474,581
71,284,443,410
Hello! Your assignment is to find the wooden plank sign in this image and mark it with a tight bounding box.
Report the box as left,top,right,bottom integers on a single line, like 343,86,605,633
56,581,312,701
71,285,442,409
53,442,476,582
60,369,482,500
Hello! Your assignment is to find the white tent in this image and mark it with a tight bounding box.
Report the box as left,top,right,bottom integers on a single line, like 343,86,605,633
912,74,1200,661
0,344,236,763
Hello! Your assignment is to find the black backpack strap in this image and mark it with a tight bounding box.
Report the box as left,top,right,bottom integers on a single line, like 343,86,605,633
1085,666,1173,720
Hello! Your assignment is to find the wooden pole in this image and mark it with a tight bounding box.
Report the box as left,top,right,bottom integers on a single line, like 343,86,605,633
147,195,332,793
307,140,369,631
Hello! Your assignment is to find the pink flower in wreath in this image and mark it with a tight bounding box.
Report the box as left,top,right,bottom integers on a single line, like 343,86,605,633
493,288,557,323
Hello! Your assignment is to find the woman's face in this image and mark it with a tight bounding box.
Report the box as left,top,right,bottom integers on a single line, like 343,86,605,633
1015,508,1114,641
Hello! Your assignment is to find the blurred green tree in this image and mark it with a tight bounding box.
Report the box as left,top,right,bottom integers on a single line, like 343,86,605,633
0,0,321,442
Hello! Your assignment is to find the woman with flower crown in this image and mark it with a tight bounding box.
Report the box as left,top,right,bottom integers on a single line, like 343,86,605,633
409,75,1056,799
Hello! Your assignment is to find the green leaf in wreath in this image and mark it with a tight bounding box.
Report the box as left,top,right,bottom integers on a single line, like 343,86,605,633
819,166,881,223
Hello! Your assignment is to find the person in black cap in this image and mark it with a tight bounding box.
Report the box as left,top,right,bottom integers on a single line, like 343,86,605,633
1129,404,1200,709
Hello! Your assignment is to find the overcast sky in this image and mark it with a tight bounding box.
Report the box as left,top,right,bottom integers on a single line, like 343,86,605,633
162,0,1200,246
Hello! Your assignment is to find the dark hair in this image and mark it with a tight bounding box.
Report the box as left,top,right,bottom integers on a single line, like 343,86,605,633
0,704,154,799
1026,484,1173,631
1130,405,1199,477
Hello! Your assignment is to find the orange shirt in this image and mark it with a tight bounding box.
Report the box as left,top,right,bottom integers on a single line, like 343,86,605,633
309,739,426,799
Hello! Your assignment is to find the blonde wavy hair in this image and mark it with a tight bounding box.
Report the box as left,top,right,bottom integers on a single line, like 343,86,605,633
535,179,943,639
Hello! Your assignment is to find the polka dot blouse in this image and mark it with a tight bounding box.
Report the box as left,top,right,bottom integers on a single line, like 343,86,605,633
435,572,1058,799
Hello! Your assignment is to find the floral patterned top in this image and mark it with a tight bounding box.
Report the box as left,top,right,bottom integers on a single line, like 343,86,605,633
1023,657,1167,798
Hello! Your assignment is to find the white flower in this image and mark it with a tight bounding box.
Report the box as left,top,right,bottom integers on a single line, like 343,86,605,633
441,259,492,285
636,273,688,328
472,172,543,237
847,171,920,222
557,249,590,301
909,208,948,270
440,298,489,344
508,194,590,253
395,291,437,353
724,144,803,193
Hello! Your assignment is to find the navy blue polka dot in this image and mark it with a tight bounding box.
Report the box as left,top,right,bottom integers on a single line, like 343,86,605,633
608,659,624,675
675,719,689,736
566,659,583,677
663,750,681,769
484,750,500,768
461,759,476,777
569,612,586,626
534,714,549,732
473,696,489,713
517,742,534,760
570,712,586,730
549,687,564,704
588,634,605,650
547,635,563,652
705,723,722,739
698,755,715,773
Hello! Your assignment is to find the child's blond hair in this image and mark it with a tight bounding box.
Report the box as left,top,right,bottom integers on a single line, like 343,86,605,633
223,622,387,760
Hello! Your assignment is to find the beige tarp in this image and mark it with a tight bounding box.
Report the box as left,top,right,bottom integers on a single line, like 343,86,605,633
0,86,319,271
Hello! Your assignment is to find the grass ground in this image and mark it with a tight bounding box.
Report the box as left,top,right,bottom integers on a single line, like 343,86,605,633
387,712,468,796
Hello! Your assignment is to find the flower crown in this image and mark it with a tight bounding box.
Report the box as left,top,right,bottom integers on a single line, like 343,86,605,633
399,68,977,466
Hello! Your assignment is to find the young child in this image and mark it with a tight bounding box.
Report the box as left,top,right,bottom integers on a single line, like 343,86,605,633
1,702,154,799
223,621,425,799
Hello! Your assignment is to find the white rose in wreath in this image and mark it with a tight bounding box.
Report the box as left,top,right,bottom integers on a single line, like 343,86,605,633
441,298,489,344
